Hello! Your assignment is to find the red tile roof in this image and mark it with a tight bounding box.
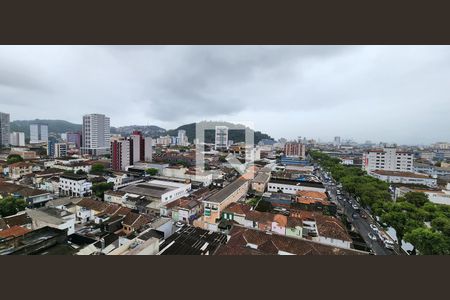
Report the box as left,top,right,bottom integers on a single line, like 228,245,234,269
0,225,31,238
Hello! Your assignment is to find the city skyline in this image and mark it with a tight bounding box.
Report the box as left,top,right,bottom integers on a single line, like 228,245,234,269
1,45,450,144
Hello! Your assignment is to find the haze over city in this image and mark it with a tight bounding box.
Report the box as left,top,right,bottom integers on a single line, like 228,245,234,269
1,45,449,144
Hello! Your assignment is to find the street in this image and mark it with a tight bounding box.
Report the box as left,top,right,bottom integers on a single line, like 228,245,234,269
317,169,400,255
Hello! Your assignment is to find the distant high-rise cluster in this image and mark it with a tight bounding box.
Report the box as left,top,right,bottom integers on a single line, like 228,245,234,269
81,114,111,156
0,112,10,147
111,131,153,171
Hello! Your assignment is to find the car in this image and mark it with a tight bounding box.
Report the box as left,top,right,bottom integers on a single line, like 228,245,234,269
368,232,377,241
352,204,359,210
370,224,379,232
175,221,185,228
384,240,395,250
360,213,368,219
352,213,359,218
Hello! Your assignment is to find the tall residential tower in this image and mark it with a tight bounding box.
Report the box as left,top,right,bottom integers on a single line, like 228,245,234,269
0,112,10,147
81,114,111,156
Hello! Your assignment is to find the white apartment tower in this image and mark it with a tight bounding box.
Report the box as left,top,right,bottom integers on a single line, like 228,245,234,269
0,112,11,147
10,132,25,147
30,123,49,144
177,130,188,146
81,114,111,156
144,137,153,162
215,126,229,150
363,147,414,172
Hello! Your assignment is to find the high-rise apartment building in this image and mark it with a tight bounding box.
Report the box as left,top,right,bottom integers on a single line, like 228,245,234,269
81,114,111,156
67,132,82,149
362,147,414,172
215,126,229,150
10,132,25,147
334,136,341,147
54,142,77,158
177,130,188,146
111,138,131,171
111,131,153,171
284,142,306,158
0,112,11,147
30,123,49,144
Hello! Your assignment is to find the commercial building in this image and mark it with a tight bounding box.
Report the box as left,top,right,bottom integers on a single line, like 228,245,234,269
369,170,437,188
267,178,326,194
215,126,229,150
81,114,111,156
30,123,48,144
362,147,413,172
58,174,93,197
120,180,191,212
0,112,10,147
9,132,25,147
284,142,306,158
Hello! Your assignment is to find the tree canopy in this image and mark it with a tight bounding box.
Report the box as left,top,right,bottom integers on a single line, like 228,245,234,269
0,196,27,217
7,154,24,165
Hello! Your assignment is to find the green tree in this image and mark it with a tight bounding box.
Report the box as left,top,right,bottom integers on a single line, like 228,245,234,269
7,154,24,165
76,169,87,175
90,163,106,174
0,196,27,217
404,227,449,255
92,182,114,199
145,168,159,176
403,192,429,208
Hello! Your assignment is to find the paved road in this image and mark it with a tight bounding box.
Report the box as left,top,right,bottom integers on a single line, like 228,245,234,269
316,170,399,255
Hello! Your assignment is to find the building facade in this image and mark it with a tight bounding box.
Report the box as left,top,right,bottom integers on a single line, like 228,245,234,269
9,132,25,147
111,138,131,171
30,123,49,144
81,114,111,156
362,147,414,172
215,126,229,150
0,112,10,147
284,142,306,158
67,132,82,149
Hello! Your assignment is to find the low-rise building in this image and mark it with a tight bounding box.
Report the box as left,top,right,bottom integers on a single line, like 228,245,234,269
195,177,249,231
267,178,326,194
369,170,437,188
59,174,93,197
26,207,76,235
251,171,271,193
0,182,52,208
8,162,34,180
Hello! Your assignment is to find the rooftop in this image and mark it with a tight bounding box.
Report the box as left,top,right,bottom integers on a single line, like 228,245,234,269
204,177,248,204
269,178,325,188
215,226,364,256
159,226,228,255
371,170,432,179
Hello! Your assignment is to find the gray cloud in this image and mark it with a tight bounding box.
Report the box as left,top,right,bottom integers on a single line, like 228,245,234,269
0,45,449,145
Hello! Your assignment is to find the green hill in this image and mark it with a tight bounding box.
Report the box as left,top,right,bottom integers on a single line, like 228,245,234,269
167,122,274,144
11,120,82,137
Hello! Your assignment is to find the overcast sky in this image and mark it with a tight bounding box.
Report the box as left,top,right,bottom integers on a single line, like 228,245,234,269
0,45,449,145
